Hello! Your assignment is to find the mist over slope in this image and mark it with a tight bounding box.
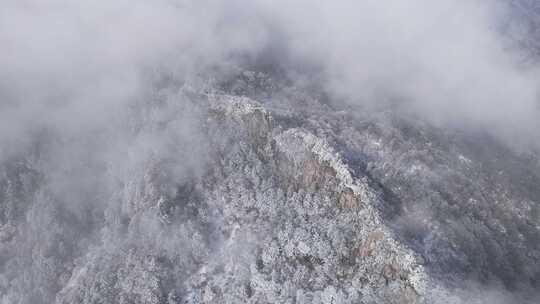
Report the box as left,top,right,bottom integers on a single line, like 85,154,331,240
0,1,539,303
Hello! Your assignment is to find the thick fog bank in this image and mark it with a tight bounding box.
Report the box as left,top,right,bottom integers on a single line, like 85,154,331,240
2,0,540,152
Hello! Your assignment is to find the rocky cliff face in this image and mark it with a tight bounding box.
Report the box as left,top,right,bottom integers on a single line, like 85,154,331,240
1,75,539,303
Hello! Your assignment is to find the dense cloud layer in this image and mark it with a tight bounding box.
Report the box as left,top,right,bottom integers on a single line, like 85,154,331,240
2,0,540,153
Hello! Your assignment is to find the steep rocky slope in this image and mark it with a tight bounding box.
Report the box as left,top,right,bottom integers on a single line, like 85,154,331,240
3,0,540,303
1,80,539,303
